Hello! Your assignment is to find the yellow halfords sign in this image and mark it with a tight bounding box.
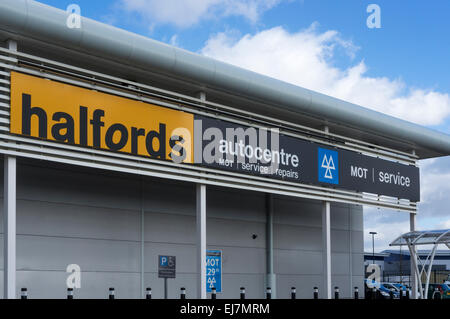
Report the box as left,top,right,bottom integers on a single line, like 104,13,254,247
10,72,193,163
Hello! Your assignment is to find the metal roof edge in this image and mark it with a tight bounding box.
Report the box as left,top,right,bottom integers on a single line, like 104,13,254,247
1,0,449,158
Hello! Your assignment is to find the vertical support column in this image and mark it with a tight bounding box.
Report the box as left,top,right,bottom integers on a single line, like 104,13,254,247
321,124,332,299
410,149,418,299
410,212,418,299
322,201,332,299
196,184,207,299
348,207,353,298
4,40,17,299
140,178,145,299
4,155,16,299
265,194,276,298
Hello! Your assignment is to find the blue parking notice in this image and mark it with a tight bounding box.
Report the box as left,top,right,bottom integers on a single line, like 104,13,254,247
206,250,222,293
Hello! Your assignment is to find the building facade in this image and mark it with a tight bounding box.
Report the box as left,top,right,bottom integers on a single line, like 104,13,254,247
0,0,449,299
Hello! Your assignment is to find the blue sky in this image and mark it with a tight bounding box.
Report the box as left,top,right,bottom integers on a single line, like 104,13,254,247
36,0,450,252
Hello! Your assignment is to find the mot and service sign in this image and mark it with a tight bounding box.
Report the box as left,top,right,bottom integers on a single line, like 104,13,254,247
196,115,420,201
9,72,420,201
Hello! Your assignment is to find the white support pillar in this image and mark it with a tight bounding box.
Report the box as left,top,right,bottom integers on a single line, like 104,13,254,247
140,179,145,299
265,194,276,298
321,124,332,299
4,155,17,299
322,201,332,299
410,212,418,299
196,184,207,299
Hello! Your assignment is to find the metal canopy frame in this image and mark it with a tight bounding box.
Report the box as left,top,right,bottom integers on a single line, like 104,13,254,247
390,229,450,299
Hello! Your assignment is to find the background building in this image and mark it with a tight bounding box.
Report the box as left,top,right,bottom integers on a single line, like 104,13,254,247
364,249,450,286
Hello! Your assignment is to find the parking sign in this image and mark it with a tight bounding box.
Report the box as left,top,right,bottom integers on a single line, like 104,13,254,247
158,255,176,278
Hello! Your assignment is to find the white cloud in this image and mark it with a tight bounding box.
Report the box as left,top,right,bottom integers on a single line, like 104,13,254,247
364,209,411,252
418,157,450,218
363,156,450,252
438,219,450,229
119,0,281,28
200,25,450,126
200,25,450,252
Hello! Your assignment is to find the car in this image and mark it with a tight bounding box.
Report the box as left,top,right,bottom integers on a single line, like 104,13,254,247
427,283,450,299
365,279,400,299
392,283,410,297
383,282,400,292
393,283,407,291
381,283,401,299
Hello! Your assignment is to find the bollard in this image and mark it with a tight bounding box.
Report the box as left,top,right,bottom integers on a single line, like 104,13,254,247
21,288,28,300
211,287,216,300
313,287,319,299
372,287,377,300
291,287,296,300
266,287,272,300
240,287,246,300
334,287,339,300
109,287,115,300
433,287,441,300
354,287,359,299
180,287,186,299
146,287,152,300
67,288,74,300
389,290,394,300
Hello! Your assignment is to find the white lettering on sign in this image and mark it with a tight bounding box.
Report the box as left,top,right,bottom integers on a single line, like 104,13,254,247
378,171,411,187
350,166,368,179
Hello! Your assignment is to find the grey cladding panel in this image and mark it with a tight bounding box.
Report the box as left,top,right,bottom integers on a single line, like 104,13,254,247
143,179,195,216
274,224,322,251
273,197,322,227
0,159,366,298
207,218,266,248
144,211,196,244
17,199,140,241
17,235,140,272
274,249,322,275
207,187,266,222
18,164,141,210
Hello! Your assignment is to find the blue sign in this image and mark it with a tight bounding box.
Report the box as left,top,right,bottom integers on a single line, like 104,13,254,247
206,250,222,293
318,147,339,185
158,255,176,278
159,256,168,266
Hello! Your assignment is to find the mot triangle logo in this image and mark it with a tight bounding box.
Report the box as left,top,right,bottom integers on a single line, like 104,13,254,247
321,153,336,179
318,148,339,184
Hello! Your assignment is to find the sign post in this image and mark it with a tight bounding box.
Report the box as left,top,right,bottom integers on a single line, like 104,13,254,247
206,250,222,294
158,255,176,299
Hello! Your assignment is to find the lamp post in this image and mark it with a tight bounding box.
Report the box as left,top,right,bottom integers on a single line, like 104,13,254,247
369,232,377,265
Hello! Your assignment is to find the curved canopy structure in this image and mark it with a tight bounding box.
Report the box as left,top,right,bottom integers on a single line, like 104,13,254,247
390,229,450,299
391,229,450,247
